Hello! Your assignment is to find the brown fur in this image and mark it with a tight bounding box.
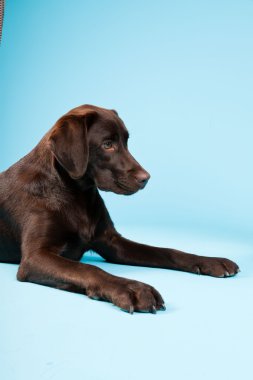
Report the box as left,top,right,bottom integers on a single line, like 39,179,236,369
0,105,240,313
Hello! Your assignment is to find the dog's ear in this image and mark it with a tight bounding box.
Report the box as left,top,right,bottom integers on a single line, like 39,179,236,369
49,112,96,179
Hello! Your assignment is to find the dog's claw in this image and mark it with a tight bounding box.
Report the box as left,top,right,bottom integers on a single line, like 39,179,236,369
196,267,201,275
225,271,230,277
160,303,166,311
151,305,156,314
129,306,134,314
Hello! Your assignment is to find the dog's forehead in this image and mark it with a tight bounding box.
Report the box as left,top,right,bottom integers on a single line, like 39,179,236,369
90,113,129,140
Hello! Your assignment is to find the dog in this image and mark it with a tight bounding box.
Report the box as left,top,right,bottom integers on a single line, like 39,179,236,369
0,105,240,313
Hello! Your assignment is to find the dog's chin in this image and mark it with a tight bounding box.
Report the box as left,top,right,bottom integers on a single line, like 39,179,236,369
115,188,138,196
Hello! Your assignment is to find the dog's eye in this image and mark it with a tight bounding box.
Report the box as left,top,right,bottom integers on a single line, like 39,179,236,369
102,140,115,151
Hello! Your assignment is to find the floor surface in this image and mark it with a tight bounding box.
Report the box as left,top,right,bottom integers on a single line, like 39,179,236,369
1,227,252,380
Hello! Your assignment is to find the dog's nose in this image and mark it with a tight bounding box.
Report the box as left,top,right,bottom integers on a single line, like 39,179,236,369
134,171,150,188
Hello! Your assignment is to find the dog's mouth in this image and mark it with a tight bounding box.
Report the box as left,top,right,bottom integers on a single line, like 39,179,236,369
114,181,138,195
97,180,138,195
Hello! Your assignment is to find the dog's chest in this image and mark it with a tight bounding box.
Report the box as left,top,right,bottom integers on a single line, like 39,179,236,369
78,215,97,243
65,199,100,244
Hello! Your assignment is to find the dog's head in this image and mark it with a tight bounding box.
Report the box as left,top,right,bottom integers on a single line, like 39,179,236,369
48,105,150,195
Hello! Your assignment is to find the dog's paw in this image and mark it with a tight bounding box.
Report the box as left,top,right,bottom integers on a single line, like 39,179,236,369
87,279,165,314
112,280,165,314
193,257,240,278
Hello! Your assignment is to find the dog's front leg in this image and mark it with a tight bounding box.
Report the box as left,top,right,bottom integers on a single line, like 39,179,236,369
17,221,164,313
92,232,240,278
17,251,164,313
17,249,110,293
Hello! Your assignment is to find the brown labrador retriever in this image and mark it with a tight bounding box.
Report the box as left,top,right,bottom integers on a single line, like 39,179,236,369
0,105,240,313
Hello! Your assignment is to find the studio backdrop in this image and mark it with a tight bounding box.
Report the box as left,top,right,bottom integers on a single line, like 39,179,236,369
1,0,252,242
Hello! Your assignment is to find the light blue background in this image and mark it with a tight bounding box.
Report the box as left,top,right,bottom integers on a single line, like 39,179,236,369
0,1,252,380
